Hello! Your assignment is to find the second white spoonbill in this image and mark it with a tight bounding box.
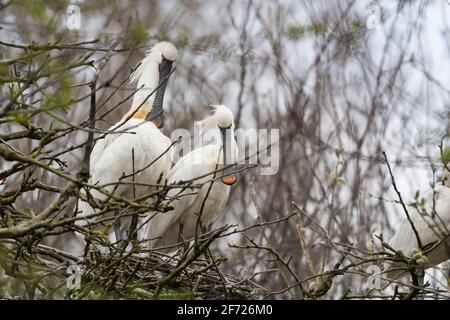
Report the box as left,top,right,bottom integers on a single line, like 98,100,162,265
388,170,450,278
142,105,239,251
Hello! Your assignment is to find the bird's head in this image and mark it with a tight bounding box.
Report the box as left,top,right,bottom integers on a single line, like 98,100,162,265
214,105,235,130
149,42,177,128
198,105,235,132
129,41,177,128
152,41,178,62
199,105,237,186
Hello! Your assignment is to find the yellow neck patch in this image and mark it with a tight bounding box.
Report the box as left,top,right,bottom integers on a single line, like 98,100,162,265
123,104,150,120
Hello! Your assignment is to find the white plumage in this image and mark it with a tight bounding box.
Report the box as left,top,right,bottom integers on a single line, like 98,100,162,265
388,170,450,276
75,42,177,247
142,105,239,251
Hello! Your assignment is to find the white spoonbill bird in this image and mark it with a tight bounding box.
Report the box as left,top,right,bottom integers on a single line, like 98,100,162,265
76,42,177,245
142,105,238,251
388,170,450,278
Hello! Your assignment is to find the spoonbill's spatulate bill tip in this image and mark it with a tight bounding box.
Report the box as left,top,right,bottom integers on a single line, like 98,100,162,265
222,175,237,185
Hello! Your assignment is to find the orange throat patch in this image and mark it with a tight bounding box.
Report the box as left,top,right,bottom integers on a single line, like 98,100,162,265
123,104,150,120
131,107,149,120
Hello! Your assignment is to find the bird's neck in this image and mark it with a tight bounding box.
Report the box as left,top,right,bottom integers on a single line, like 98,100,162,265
122,104,150,120
124,61,159,120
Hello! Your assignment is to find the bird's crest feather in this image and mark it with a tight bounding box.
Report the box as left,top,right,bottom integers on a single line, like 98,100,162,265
197,105,221,136
129,49,154,84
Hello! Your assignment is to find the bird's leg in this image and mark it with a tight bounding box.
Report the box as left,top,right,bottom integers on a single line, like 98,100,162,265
203,250,212,263
113,210,122,243
114,222,122,242
181,241,190,257
198,223,212,262
176,223,190,257
24,282,36,300
128,211,139,244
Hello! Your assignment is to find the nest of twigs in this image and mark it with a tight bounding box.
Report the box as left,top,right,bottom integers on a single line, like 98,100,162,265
69,248,262,300
1,229,263,299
